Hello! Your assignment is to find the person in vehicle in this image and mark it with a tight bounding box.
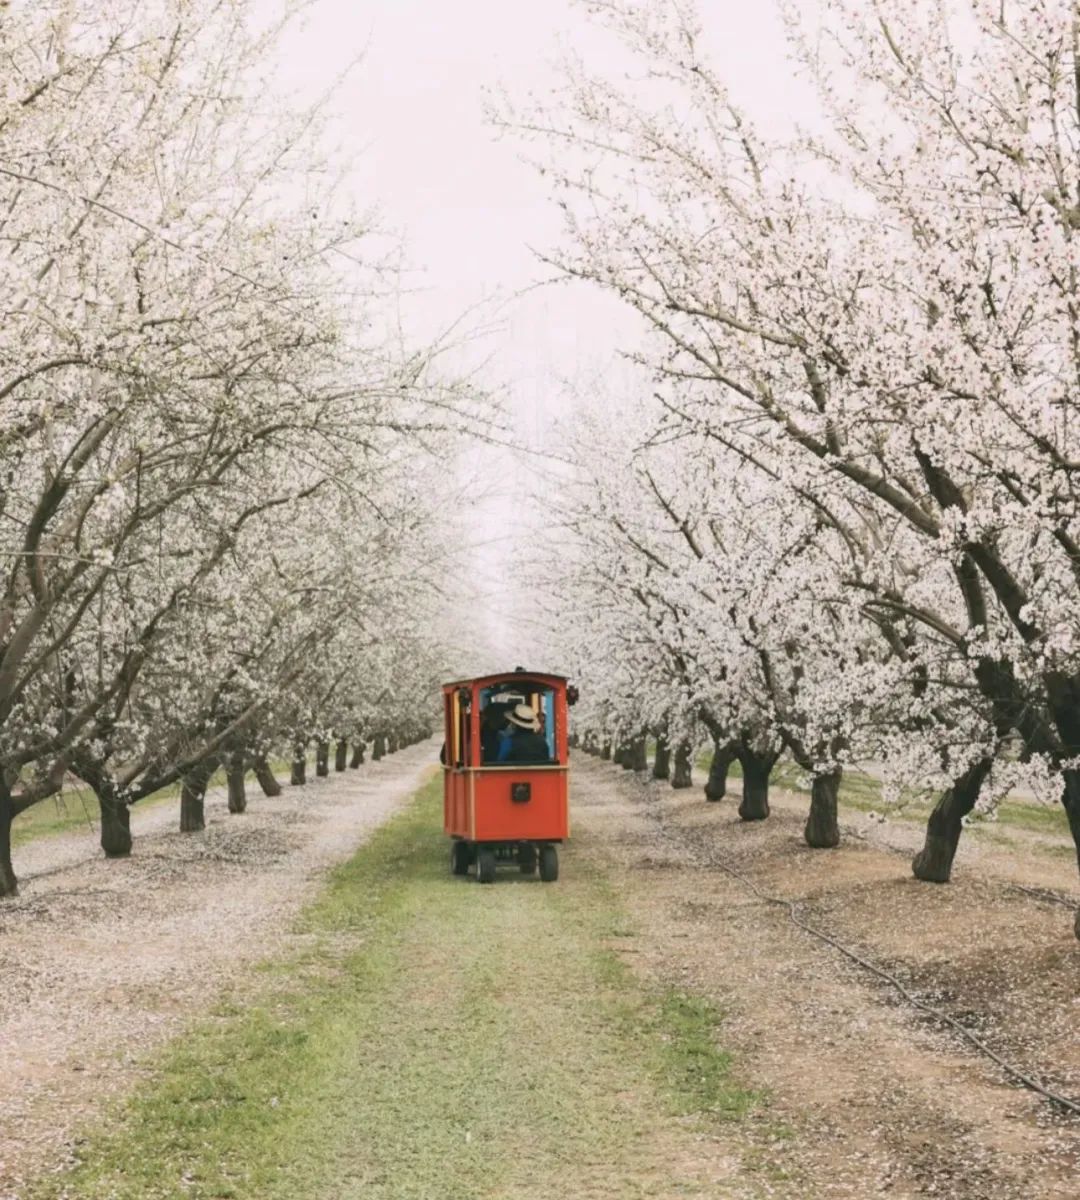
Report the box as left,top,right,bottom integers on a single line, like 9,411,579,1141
501,703,551,764
480,689,525,762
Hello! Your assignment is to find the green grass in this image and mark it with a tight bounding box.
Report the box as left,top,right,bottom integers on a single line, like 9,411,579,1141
694,752,1071,838
30,776,759,1200
11,760,292,849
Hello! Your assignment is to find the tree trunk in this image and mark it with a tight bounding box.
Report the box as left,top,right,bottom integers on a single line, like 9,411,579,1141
912,758,993,882
1057,770,1080,941
349,741,365,768
671,741,693,789
600,740,611,761
372,734,386,761
387,734,399,754
804,770,841,848
0,783,17,897
737,748,776,821
315,740,330,777
290,744,307,786
704,742,736,803
652,733,671,781
253,757,282,797
96,776,133,857
226,750,247,815
179,758,217,833
629,734,648,771
334,739,348,772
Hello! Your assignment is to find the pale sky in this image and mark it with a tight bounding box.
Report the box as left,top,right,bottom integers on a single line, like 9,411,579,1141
267,0,813,662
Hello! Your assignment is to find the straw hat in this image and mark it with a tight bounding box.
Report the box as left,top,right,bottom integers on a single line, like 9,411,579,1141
506,703,539,731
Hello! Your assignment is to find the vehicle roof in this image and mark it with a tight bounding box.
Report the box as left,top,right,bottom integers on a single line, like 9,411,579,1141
442,671,568,691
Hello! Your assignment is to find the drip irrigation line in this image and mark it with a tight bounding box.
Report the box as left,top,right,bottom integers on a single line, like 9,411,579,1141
1009,883,1077,910
619,766,1080,1118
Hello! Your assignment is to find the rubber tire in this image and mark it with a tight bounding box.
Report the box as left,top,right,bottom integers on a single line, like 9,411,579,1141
538,845,559,883
451,841,470,876
518,845,537,875
477,848,496,884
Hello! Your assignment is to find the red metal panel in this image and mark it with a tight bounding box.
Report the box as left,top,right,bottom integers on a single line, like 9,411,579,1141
472,768,569,842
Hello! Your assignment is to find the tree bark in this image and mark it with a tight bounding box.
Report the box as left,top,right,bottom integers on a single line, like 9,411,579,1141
334,739,348,772
737,747,777,821
912,758,993,882
349,741,365,768
315,740,330,777
290,744,307,786
704,742,736,803
226,750,246,815
600,740,611,761
1057,770,1080,941
253,757,282,797
0,782,17,897
652,733,671,781
179,758,217,833
671,741,693,789
804,770,841,848
628,734,648,772
372,734,386,761
96,776,133,857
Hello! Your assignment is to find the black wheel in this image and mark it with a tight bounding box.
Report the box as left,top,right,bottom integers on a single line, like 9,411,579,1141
538,844,559,883
518,844,537,875
477,847,496,884
450,841,470,876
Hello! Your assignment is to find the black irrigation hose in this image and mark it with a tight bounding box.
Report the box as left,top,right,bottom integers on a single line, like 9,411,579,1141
1009,883,1078,910
619,767,1080,1119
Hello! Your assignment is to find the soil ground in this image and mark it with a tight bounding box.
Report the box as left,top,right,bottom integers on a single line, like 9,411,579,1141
580,756,1080,1199
0,748,1077,1199
0,744,437,1200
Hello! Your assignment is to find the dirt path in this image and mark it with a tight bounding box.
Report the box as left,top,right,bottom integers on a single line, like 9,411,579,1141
572,757,1080,1200
0,745,438,1200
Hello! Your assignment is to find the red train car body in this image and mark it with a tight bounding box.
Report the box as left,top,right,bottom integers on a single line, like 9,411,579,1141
442,671,572,883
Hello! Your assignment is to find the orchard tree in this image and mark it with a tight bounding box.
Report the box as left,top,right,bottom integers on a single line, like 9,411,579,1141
508,0,1080,934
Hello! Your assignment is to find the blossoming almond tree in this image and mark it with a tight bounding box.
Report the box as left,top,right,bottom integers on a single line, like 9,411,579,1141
0,1,490,894
507,0,1080,933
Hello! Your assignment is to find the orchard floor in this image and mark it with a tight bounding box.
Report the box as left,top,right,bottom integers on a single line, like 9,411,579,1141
579,756,1080,1199
0,749,1077,1199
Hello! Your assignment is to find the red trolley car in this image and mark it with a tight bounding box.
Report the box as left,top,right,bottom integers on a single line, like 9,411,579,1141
442,670,574,884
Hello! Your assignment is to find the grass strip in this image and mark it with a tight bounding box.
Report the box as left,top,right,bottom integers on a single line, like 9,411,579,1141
32,776,757,1200
693,754,1070,838
12,761,292,850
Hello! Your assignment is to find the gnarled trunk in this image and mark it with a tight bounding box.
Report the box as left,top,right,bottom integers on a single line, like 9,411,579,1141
226,750,247,814
96,776,132,857
737,747,777,821
290,744,307,786
315,740,330,777
179,758,217,833
0,782,17,897
704,742,736,803
335,740,348,772
804,770,841,848
912,758,993,882
652,733,671,781
349,741,365,769
372,734,386,761
1058,770,1080,940
253,757,282,797
671,741,693,789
